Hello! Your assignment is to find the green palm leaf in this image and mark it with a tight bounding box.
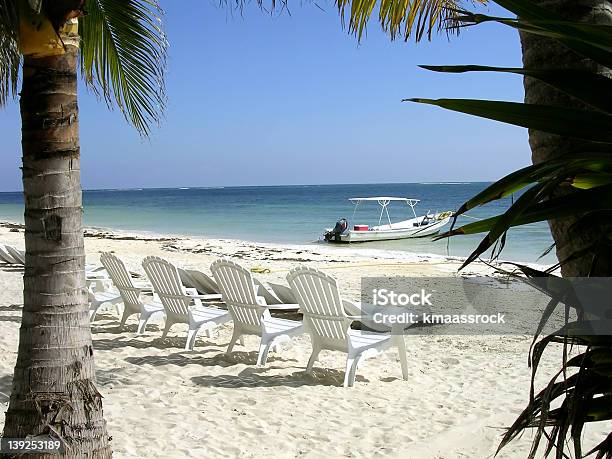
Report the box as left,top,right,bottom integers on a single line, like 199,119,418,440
407,98,612,143
419,65,612,113
0,0,19,106
80,0,167,136
335,0,488,42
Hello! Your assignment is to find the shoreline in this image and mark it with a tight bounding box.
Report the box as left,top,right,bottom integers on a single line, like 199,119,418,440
0,219,554,273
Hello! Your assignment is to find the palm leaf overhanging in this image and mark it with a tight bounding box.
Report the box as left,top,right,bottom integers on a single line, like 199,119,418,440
0,0,167,136
409,0,612,457
80,0,167,136
0,0,19,105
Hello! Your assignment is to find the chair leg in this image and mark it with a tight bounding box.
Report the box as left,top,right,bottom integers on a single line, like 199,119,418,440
227,329,242,354
161,319,173,339
115,302,123,317
185,326,200,351
120,307,133,327
306,346,321,374
348,355,362,387
137,310,156,334
89,303,100,322
239,336,245,346
257,339,273,366
344,355,357,387
394,335,409,380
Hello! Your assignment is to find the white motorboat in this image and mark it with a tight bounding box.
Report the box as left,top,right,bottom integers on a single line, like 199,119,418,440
323,197,452,243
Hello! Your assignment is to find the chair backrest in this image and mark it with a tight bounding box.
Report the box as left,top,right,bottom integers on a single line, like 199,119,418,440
186,269,219,294
5,245,24,264
253,278,281,305
142,256,190,318
100,252,141,308
268,282,297,304
178,268,197,290
287,266,351,349
211,259,266,332
0,246,17,264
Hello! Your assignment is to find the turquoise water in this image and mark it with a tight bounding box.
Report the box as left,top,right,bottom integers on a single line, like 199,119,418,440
0,183,555,264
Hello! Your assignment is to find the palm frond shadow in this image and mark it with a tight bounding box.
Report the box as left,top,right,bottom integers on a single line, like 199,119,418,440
92,335,221,351
123,349,299,368
0,265,24,273
0,314,21,323
190,366,364,388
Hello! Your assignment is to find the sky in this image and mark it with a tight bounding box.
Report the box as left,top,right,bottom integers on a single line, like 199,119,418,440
0,1,529,192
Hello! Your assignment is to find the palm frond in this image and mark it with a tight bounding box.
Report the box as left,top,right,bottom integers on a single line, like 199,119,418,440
0,0,20,106
80,0,167,136
336,0,487,42
241,0,487,42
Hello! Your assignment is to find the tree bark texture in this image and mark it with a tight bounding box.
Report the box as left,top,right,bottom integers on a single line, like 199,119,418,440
1,30,111,459
520,0,612,276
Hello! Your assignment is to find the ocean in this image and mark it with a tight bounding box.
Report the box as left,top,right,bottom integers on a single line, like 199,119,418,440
0,183,555,264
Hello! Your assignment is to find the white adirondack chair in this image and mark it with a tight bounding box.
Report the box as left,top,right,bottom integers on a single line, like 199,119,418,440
211,258,304,366
268,282,298,304
253,278,282,305
100,252,164,332
178,268,222,301
2,245,24,265
0,245,19,264
287,266,409,387
143,256,230,350
89,288,123,321
185,269,220,295
5,246,25,264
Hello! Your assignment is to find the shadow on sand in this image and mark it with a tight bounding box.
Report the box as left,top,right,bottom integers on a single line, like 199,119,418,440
0,315,21,323
123,348,298,368
91,334,218,352
0,266,24,274
190,366,368,388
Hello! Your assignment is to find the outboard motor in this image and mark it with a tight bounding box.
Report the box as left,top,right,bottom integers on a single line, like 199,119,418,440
324,218,348,242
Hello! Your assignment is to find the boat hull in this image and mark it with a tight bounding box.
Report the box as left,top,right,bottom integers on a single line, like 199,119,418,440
331,217,450,243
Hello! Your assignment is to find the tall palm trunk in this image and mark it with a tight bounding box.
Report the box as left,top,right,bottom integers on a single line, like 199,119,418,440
520,0,612,277
1,26,111,458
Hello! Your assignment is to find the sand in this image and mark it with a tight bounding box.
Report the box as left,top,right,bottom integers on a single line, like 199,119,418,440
0,224,609,458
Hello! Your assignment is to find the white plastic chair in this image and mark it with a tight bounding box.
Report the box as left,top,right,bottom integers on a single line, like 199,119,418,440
287,266,409,387
185,269,221,295
89,288,123,321
0,245,19,264
268,282,298,304
253,278,282,305
143,256,230,350
5,246,25,264
100,252,164,332
211,258,304,366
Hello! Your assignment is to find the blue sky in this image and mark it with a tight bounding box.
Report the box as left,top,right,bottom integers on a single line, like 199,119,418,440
0,1,528,191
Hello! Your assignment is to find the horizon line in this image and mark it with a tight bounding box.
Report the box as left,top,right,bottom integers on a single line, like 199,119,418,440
0,180,494,194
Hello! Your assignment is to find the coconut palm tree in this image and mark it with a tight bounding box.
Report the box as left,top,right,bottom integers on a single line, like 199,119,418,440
0,0,166,456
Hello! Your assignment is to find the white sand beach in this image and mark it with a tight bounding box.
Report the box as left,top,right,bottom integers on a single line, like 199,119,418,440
0,224,608,458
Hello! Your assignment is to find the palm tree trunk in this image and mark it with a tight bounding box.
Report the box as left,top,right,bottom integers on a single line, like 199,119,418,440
1,26,111,459
520,0,612,277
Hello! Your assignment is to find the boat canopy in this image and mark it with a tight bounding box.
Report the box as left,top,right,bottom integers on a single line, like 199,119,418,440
348,197,420,225
349,197,420,204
